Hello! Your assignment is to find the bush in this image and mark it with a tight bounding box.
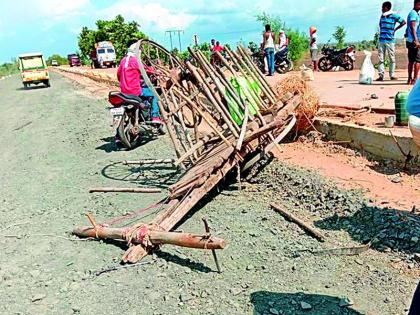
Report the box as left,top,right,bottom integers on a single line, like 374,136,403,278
46,54,68,66
256,12,309,62
0,62,18,77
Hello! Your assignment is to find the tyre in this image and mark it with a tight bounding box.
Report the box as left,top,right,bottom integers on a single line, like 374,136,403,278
157,125,166,135
23,83,28,89
318,57,333,72
275,59,294,74
116,112,140,150
45,80,51,88
343,58,354,71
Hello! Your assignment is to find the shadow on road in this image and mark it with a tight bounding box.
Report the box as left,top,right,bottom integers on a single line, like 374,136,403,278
155,250,214,273
315,204,420,255
101,162,181,189
16,86,49,91
250,291,363,315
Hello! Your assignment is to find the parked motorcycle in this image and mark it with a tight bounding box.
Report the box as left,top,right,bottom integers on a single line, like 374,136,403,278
108,91,165,149
318,45,356,72
251,47,293,74
274,47,294,74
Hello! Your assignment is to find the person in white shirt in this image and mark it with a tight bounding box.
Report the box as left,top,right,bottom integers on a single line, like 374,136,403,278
309,26,318,71
278,30,288,53
262,24,276,76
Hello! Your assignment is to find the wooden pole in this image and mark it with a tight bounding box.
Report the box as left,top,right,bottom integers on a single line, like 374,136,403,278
173,88,232,147
237,45,276,100
124,159,176,165
271,203,326,242
73,226,226,250
185,61,240,137
89,187,161,194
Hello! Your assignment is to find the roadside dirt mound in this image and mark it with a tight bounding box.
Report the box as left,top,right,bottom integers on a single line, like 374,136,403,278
249,160,420,262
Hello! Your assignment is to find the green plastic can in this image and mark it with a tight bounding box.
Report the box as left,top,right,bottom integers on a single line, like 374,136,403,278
395,92,409,126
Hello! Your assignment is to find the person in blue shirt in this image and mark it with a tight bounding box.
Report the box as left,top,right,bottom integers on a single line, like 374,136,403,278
406,0,420,85
377,2,406,82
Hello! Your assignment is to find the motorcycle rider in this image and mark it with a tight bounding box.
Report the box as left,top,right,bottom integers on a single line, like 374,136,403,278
277,30,288,53
117,41,163,125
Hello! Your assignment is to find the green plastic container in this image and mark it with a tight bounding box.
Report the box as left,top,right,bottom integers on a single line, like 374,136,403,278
395,92,409,126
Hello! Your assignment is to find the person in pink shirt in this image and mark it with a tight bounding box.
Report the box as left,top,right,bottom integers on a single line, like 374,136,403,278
117,41,162,124
211,41,224,53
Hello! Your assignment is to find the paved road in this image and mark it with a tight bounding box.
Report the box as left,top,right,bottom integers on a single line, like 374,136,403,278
0,73,174,314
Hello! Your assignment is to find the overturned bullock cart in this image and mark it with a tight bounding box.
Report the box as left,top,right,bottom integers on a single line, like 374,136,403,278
73,39,316,266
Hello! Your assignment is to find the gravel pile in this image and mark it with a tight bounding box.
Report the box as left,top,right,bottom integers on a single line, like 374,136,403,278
250,160,420,258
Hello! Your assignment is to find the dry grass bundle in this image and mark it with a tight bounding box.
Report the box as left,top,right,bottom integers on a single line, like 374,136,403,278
274,75,320,132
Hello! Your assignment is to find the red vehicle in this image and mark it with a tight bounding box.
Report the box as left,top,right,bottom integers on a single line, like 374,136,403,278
67,54,81,67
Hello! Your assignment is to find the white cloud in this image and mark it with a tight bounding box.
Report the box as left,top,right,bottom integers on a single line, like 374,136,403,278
35,0,91,20
99,0,197,31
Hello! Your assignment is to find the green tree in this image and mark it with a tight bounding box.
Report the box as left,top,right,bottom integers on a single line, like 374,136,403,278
373,27,380,48
256,12,308,62
78,15,147,63
46,54,68,66
0,62,18,77
333,26,346,49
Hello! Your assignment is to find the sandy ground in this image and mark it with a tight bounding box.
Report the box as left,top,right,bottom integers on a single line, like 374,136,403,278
275,137,419,212
266,70,412,111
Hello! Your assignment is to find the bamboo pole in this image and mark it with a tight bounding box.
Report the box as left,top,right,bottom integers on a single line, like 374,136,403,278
174,133,217,167
169,89,198,160
225,47,274,108
89,187,161,194
193,50,246,122
185,61,240,137
237,45,276,100
73,226,226,249
271,203,326,242
124,159,176,165
173,88,232,147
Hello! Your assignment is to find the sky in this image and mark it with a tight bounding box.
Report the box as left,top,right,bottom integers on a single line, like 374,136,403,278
0,0,414,63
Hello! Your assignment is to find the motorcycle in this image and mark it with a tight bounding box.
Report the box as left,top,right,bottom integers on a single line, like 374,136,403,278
251,47,293,74
108,90,165,150
274,47,294,74
318,45,356,72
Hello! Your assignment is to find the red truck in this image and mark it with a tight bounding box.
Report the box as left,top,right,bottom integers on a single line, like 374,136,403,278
67,54,81,67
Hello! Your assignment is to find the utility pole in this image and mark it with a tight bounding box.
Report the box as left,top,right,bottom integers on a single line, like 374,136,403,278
193,34,199,47
165,31,174,51
166,30,184,51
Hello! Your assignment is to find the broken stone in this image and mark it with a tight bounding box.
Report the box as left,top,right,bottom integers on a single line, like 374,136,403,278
300,302,312,310
339,297,354,307
269,308,279,315
31,294,46,302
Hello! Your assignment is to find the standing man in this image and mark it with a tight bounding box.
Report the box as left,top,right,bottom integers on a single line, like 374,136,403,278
377,1,406,81
262,24,276,76
309,26,318,71
406,0,420,85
